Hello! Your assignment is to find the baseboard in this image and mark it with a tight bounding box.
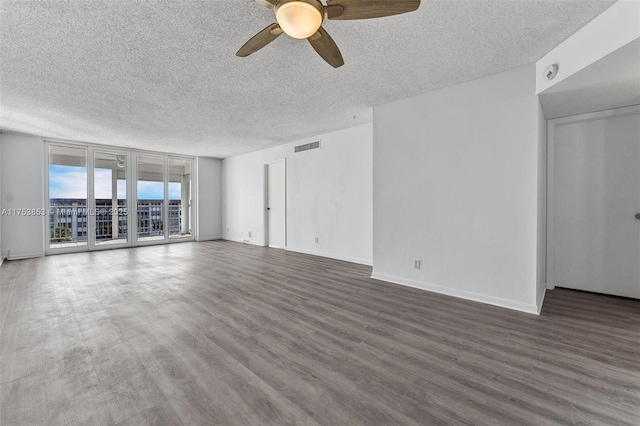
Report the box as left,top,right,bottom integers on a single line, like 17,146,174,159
197,236,222,242
536,285,547,314
221,240,372,266
285,246,372,266
223,237,266,247
4,252,46,261
370,272,540,315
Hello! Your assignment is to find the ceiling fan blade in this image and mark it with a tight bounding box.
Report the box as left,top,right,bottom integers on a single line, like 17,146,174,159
326,0,420,20
252,0,276,8
236,23,284,57
307,26,344,68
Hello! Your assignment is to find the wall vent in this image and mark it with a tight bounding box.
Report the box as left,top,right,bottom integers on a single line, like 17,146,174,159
294,141,320,153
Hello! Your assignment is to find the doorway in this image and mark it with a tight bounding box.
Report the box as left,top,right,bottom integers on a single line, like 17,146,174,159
266,159,286,249
547,105,640,299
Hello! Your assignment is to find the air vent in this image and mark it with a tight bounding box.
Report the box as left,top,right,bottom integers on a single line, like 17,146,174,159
294,141,320,153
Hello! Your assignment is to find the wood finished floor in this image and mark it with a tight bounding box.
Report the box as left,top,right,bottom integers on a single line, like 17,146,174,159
0,241,638,425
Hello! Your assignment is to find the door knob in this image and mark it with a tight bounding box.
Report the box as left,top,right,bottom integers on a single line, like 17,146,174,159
636,213,640,220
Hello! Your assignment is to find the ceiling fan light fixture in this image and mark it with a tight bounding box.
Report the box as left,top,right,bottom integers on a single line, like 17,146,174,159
275,1,323,39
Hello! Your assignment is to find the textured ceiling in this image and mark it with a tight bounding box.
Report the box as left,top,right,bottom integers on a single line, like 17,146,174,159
0,0,615,158
540,38,640,119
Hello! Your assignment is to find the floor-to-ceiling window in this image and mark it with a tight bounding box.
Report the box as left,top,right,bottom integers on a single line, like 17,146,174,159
136,155,166,242
46,141,195,253
48,145,88,250
94,150,128,246
168,158,192,239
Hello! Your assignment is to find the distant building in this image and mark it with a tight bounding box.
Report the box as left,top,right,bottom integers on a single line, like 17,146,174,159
49,198,184,242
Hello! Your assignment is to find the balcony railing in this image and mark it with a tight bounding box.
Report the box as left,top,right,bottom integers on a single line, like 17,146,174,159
49,200,188,244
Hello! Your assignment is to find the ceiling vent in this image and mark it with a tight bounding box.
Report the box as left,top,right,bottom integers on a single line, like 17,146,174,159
294,140,320,153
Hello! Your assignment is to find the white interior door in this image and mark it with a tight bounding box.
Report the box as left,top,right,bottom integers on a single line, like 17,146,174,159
550,106,640,299
267,160,286,248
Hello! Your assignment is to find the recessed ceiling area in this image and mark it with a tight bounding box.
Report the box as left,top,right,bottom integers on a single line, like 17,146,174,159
0,0,615,158
540,38,640,119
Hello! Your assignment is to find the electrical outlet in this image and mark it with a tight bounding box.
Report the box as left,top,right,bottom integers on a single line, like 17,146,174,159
248,231,252,238
227,227,229,233
414,260,421,270
315,237,319,244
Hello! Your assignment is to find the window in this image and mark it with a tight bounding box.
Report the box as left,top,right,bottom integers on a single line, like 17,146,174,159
168,158,192,238
137,155,165,242
48,145,88,249
46,141,195,253
95,150,129,246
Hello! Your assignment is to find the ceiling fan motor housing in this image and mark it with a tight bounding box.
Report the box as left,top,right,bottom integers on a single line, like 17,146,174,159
274,0,325,18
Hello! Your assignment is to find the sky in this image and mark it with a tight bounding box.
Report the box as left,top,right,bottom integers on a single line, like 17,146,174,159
49,165,182,200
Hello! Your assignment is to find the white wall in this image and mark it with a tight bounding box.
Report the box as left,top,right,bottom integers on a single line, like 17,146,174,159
0,133,46,259
372,65,544,314
223,123,373,265
196,157,222,241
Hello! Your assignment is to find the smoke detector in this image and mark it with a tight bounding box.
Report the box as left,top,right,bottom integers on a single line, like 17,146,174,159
545,64,559,80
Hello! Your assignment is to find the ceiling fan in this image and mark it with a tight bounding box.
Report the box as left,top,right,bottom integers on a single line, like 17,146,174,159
237,0,421,68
